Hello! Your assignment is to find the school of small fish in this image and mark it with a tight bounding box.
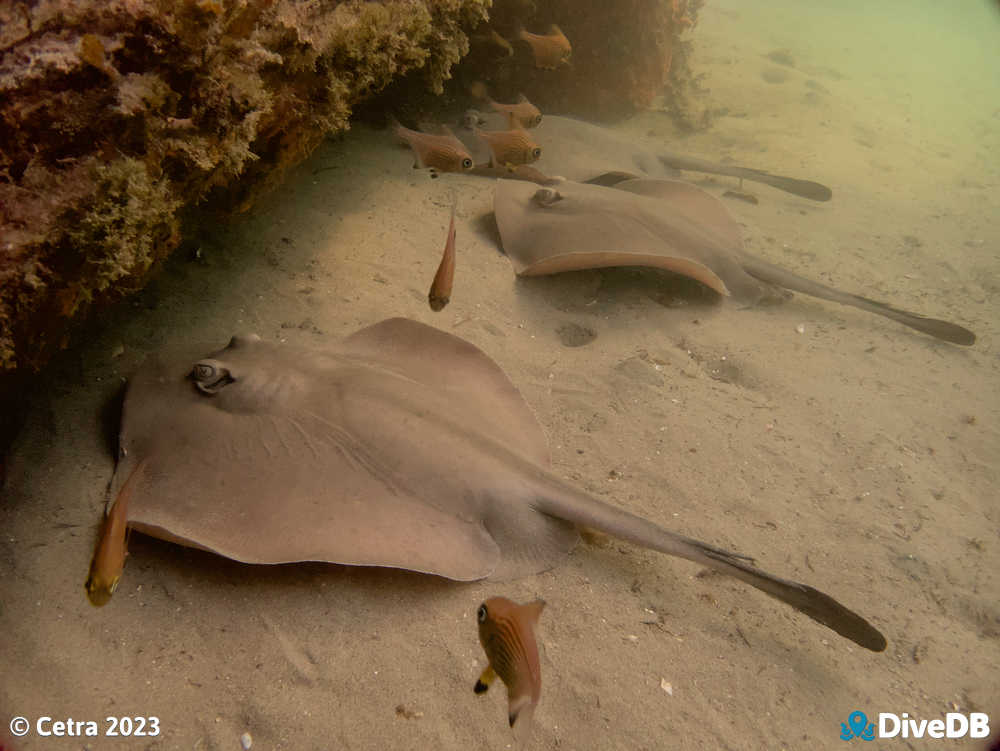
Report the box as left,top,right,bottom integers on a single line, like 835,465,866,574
391,21,569,178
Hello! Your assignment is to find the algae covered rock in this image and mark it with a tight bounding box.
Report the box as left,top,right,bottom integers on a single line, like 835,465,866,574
0,0,488,375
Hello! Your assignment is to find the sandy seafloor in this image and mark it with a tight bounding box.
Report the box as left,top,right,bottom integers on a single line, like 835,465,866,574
2,1,999,749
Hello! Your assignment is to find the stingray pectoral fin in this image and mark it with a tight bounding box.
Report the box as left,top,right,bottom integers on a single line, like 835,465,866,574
341,318,551,466
129,465,504,580
517,251,731,297
610,177,745,250
119,363,505,579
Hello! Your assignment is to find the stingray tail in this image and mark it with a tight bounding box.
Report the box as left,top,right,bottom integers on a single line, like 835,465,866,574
656,154,833,201
735,168,833,202
739,255,976,345
531,484,887,651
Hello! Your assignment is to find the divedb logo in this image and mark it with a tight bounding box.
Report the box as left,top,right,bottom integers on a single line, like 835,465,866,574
840,710,991,741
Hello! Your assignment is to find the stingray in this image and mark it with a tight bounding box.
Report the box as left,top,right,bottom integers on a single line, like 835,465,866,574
459,114,833,201
99,317,886,651
493,177,976,345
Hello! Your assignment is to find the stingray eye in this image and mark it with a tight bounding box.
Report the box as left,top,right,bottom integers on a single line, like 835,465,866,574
192,363,217,382
462,157,474,169
191,360,234,394
531,147,542,159
477,604,488,623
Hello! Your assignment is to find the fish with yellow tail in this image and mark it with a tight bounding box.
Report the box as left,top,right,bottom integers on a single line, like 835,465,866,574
85,458,147,606
469,82,543,129
514,25,572,69
473,125,542,168
474,597,546,739
428,201,457,311
391,118,475,174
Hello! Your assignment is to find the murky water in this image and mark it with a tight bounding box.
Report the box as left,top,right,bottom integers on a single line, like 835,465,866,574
2,1,998,748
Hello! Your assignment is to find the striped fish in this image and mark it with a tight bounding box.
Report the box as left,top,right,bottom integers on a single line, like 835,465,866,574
428,200,457,311
515,25,572,69
474,597,546,736
391,118,475,173
85,458,146,606
473,126,542,167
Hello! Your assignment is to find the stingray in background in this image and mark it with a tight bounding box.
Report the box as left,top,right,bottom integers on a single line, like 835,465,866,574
493,177,976,345
461,113,833,201
87,317,886,652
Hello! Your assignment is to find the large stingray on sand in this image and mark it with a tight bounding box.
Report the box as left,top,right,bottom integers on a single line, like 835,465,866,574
461,114,833,201
99,317,885,651
493,177,976,345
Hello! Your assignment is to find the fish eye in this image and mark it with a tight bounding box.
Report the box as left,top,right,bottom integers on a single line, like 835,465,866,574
462,157,474,169
477,604,488,623
533,115,543,126
531,147,542,159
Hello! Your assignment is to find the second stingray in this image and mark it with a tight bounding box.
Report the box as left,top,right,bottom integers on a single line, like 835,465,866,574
493,177,975,345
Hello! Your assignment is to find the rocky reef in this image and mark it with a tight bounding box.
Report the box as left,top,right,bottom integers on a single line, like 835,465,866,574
0,0,702,450
0,0,489,377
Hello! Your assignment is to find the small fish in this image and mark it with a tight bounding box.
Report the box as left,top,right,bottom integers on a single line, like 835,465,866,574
85,459,146,607
428,202,457,311
474,597,546,735
391,118,475,174
470,82,542,129
473,126,542,167
514,25,572,70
